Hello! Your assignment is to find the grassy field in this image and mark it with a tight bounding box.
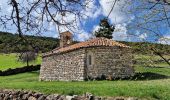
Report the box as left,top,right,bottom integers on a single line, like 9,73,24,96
0,54,170,99
134,54,170,68
0,67,170,99
0,53,41,71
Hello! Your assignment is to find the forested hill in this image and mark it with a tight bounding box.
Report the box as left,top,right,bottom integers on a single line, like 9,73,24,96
0,31,59,53
0,31,170,54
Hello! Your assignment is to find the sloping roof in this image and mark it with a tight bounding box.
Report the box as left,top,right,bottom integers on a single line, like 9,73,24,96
43,37,130,57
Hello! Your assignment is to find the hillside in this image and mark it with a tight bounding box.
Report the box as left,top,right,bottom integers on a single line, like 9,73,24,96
0,31,170,54
121,41,170,55
0,31,59,53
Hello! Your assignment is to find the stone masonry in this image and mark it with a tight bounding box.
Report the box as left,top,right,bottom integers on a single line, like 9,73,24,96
40,46,134,81
39,31,134,81
40,49,86,81
85,46,134,79
0,89,139,100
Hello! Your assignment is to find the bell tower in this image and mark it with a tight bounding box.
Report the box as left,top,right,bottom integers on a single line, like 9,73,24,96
60,31,73,47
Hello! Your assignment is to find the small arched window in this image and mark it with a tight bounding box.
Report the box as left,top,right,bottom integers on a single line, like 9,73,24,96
87,52,94,66
88,55,92,65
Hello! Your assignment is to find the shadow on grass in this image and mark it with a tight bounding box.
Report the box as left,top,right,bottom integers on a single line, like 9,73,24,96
0,65,40,76
91,72,170,81
130,72,170,80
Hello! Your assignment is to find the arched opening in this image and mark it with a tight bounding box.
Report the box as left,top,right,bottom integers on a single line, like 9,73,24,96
88,55,92,65
87,52,94,66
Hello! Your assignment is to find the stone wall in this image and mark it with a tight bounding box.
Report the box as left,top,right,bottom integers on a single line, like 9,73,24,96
39,49,86,81
85,46,134,79
0,89,138,100
40,46,134,81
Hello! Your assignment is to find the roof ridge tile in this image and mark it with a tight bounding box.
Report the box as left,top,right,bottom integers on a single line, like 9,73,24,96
43,37,130,57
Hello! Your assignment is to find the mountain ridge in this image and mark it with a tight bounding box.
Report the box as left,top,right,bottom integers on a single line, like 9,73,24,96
0,31,170,54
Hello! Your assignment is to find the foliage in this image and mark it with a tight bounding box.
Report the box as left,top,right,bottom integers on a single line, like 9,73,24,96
17,51,38,66
0,31,58,53
94,18,115,39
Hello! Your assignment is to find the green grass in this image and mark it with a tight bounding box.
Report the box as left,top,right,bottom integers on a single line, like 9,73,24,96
0,67,170,100
134,54,170,68
135,66,170,76
0,53,41,71
0,53,170,99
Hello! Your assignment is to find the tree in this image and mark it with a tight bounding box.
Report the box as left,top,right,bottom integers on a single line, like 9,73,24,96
18,51,38,67
123,0,170,67
0,0,93,51
95,18,115,39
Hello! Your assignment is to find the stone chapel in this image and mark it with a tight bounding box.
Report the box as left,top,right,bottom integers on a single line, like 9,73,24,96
39,31,134,81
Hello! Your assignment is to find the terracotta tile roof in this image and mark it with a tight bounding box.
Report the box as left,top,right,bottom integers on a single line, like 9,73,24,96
43,37,130,57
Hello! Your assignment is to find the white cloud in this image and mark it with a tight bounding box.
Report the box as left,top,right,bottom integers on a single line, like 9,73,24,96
49,0,101,40
7,6,12,13
0,0,135,42
55,25,68,34
99,0,133,24
76,32,92,41
92,23,135,41
52,0,135,41
55,20,92,41
113,23,128,41
90,0,137,42
93,8,102,18
158,35,170,45
114,23,127,33
0,1,8,12
92,23,134,41
139,33,148,40
81,0,102,19
55,26,92,41
0,1,5,5
92,25,100,33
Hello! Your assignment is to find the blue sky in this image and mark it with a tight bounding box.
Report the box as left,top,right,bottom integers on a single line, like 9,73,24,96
0,0,170,44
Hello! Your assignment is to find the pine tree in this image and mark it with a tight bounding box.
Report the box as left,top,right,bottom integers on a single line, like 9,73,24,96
95,18,115,39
